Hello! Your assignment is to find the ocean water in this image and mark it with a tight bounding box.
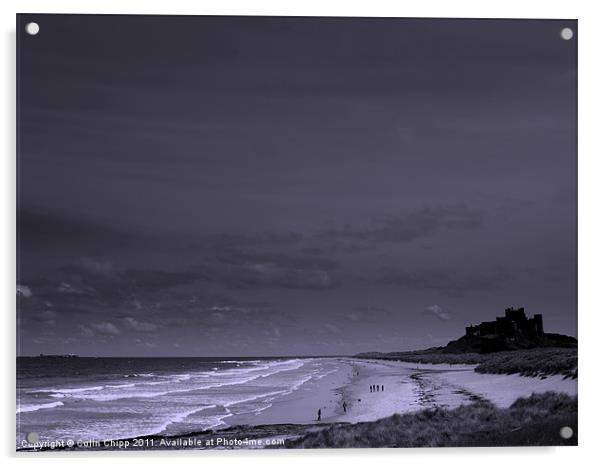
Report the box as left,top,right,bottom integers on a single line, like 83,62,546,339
17,356,339,445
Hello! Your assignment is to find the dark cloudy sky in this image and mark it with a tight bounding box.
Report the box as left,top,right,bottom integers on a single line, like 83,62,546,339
17,15,577,356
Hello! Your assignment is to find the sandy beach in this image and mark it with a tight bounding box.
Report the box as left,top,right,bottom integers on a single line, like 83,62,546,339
18,356,578,451
242,357,577,426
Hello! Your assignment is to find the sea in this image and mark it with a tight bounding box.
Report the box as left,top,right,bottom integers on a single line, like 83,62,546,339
16,356,340,446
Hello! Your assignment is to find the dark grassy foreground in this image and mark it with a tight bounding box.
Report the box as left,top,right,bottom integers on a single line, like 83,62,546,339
357,347,577,378
278,392,577,448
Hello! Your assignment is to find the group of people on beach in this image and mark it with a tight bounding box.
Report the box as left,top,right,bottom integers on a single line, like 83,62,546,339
369,384,384,392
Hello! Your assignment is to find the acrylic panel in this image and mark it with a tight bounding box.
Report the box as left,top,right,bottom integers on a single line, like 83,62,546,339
16,14,577,451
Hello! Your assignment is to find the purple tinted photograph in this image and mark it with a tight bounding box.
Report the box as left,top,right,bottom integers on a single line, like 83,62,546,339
16,14,577,451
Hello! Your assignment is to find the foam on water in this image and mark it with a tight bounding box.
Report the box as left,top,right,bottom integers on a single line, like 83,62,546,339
36,358,307,402
17,357,338,444
17,401,64,413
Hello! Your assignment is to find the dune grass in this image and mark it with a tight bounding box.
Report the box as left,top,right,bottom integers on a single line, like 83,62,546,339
280,392,577,448
357,347,577,378
473,348,577,379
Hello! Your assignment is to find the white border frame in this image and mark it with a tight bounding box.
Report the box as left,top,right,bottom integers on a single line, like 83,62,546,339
2,1,600,465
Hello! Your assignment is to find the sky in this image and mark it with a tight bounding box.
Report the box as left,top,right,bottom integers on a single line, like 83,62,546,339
17,15,577,356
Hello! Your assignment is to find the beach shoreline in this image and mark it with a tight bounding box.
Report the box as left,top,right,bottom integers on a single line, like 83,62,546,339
19,356,577,451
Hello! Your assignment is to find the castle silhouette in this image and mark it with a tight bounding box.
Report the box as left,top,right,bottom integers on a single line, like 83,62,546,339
355,306,575,357
465,307,543,339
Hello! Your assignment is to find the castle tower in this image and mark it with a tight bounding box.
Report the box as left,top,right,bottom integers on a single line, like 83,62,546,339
533,314,544,336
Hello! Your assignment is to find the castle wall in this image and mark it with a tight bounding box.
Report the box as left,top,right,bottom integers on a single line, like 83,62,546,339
465,308,544,338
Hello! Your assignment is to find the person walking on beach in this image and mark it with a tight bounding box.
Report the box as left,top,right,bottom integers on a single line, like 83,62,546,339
343,401,347,413
317,408,321,421
369,385,372,392
382,385,384,391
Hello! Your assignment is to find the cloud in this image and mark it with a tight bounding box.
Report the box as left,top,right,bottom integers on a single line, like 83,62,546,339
208,232,304,248
44,264,208,318
424,304,451,321
121,269,202,291
218,252,338,271
38,309,57,319
324,323,340,334
321,205,483,243
17,284,32,298
89,322,120,335
58,282,91,295
37,310,58,326
205,253,338,290
300,247,324,255
18,209,140,251
123,317,157,332
78,325,94,337
135,339,157,348
263,326,281,339
152,296,290,334
342,306,390,323
80,257,113,276
379,268,508,297
237,264,334,290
